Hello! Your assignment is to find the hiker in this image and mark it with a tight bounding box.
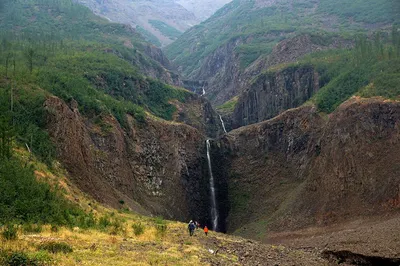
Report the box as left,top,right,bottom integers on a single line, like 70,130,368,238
204,225,209,236
195,221,200,229
188,220,196,236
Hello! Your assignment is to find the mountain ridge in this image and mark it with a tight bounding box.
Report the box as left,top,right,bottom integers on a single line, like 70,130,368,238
74,0,232,46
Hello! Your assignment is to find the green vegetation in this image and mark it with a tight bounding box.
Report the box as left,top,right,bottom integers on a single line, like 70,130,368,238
0,0,192,164
38,241,73,254
318,0,400,24
132,222,145,236
0,0,193,235
166,0,399,77
149,20,182,40
299,30,400,113
153,216,168,238
0,250,53,266
0,143,91,227
0,0,146,46
1,225,18,240
236,42,275,69
0,96,90,227
136,26,162,47
217,96,239,114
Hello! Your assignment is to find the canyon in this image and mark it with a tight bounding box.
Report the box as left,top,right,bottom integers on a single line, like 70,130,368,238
1,0,399,264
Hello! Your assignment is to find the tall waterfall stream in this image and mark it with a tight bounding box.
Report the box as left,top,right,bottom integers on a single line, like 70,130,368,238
206,139,219,231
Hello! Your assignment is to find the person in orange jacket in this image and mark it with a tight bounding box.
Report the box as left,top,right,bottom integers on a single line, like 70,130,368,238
204,225,209,236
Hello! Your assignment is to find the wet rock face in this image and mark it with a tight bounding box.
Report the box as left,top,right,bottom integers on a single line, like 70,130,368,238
172,94,225,138
191,37,244,105
44,96,210,222
233,65,320,128
219,98,400,234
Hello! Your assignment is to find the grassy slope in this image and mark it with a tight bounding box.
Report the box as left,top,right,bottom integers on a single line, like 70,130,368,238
165,0,400,76
0,149,328,266
0,0,193,162
298,33,400,112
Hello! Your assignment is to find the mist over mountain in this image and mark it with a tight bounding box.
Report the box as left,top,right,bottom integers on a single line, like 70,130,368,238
74,0,232,46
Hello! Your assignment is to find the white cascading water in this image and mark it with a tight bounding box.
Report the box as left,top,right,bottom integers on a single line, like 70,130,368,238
219,115,227,133
202,86,206,96
206,139,219,231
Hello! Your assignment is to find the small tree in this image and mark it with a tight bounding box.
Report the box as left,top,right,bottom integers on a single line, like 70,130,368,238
24,47,36,74
0,116,13,160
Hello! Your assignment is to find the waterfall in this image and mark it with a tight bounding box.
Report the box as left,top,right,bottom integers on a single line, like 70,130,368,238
206,139,219,231
202,86,206,96
219,115,227,133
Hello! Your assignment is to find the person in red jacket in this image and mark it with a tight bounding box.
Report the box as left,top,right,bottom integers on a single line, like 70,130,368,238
204,225,209,236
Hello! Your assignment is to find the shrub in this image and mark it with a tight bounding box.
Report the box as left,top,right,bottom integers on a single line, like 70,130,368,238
155,224,167,238
4,252,29,266
23,223,42,234
38,241,73,254
1,250,53,266
153,217,167,238
109,218,126,236
29,251,53,265
132,223,145,236
2,224,18,240
50,225,59,233
98,216,112,231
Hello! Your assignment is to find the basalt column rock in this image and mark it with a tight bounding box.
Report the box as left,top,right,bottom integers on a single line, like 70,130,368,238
44,96,210,222
233,65,320,128
218,97,400,237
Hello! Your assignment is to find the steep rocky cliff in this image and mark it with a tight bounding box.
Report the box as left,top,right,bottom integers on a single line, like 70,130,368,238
233,64,320,128
166,0,395,107
44,96,222,225
216,97,400,239
182,34,351,107
43,90,400,238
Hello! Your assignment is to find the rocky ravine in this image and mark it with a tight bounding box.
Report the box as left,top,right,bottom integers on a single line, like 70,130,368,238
44,93,400,257
182,34,352,107
215,97,400,238
44,95,223,226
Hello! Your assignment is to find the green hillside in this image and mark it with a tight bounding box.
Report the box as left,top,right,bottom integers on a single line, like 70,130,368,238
279,31,400,113
0,0,191,170
166,0,400,76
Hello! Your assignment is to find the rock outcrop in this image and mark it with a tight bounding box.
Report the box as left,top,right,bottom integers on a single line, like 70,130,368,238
217,97,400,237
233,64,320,128
44,94,400,237
186,34,351,107
44,96,216,224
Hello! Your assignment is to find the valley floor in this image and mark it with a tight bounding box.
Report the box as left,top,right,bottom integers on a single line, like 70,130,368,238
2,212,400,265
0,216,328,266
266,213,400,264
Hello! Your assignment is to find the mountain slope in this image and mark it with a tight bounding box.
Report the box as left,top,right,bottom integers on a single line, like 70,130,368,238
166,0,399,105
0,0,229,228
0,0,180,85
74,0,232,47
215,96,400,240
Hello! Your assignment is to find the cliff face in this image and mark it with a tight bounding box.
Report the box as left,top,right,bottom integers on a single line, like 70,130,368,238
233,65,320,128
184,34,351,107
44,94,400,236
173,94,226,138
141,44,183,86
44,96,216,223
217,97,400,238
189,37,244,105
